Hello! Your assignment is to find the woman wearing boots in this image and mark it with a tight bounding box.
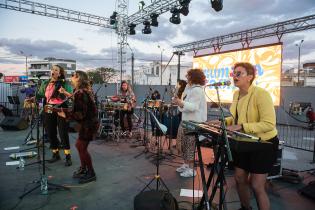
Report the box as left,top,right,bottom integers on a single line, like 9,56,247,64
58,71,99,184
37,64,73,166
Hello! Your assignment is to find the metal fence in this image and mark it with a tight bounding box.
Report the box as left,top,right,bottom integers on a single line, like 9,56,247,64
277,123,314,151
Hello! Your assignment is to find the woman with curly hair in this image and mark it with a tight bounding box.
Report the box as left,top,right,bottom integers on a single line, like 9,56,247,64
37,64,73,166
172,69,207,177
59,71,99,184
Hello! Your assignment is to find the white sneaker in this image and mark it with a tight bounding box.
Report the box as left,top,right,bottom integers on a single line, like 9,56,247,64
176,163,189,173
180,168,196,178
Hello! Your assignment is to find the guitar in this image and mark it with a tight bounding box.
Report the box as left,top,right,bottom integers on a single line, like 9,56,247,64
119,95,136,111
44,105,72,114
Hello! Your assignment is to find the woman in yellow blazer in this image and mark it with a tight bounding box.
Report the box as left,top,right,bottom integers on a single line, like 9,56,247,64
226,62,278,210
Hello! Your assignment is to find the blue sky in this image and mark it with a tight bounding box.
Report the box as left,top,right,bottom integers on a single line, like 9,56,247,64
1,0,315,75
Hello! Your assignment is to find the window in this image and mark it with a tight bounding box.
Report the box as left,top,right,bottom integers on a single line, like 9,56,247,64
156,66,159,75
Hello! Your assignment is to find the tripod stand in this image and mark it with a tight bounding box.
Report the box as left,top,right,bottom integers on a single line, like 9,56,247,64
140,109,169,192
197,86,233,210
134,95,152,158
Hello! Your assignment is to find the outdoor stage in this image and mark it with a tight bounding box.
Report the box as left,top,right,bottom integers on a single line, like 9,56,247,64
0,128,315,210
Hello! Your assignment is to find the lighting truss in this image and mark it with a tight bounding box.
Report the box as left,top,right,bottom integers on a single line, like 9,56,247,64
127,0,180,25
173,14,315,53
0,0,113,28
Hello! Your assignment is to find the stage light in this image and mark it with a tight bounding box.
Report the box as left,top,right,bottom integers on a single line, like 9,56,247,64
211,0,223,12
110,11,117,25
142,20,152,34
150,13,159,27
180,6,189,16
139,1,145,10
179,0,190,16
169,8,181,24
128,23,136,35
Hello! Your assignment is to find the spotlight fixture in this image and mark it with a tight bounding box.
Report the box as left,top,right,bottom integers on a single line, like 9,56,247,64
142,20,152,34
128,23,136,35
150,13,159,27
179,0,190,16
110,11,117,25
211,0,223,12
169,8,181,24
138,1,145,10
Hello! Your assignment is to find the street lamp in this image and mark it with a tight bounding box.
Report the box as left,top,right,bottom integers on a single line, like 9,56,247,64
157,45,165,85
19,51,32,78
295,40,304,86
126,43,135,87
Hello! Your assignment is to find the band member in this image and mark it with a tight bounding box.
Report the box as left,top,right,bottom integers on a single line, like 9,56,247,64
21,80,36,122
58,71,99,184
112,81,136,137
174,79,187,153
37,64,73,166
151,90,161,100
172,69,207,177
176,80,187,99
226,62,278,210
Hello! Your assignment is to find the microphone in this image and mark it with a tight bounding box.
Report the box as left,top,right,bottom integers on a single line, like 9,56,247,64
206,80,231,87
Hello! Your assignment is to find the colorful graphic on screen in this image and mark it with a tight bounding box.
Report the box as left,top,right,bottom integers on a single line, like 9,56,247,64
193,43,282,106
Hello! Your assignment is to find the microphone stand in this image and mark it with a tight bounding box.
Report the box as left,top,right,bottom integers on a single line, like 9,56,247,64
19,78,69,199
197,86,232,210
133,89,152,158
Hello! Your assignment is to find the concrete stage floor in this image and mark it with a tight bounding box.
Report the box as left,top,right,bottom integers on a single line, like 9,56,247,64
1,128,315,210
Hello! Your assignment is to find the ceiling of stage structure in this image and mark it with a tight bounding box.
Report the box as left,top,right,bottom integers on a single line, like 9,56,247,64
1,0,315,78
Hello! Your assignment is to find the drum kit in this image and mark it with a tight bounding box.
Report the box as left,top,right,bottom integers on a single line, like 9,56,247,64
98,95,134,141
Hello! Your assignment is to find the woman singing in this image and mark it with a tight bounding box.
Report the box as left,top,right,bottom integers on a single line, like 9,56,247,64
172,69,207,178
37,64,73,166
58,71,99,184
226,62,278,210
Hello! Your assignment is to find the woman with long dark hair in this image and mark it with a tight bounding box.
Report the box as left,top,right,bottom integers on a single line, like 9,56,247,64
112,81,136,137
37,64,73,166
58,70,99,184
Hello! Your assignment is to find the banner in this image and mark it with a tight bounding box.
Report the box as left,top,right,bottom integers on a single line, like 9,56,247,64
193,43,282,105
4,76,20,83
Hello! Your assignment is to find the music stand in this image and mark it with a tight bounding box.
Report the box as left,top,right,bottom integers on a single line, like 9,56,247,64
7,96,20,116
140,109,169,192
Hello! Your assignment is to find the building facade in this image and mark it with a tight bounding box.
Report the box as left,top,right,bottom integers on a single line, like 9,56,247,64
28,57,76,80
134,61,191,85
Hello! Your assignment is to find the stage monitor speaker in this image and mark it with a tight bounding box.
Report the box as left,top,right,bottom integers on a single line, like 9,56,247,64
134,190,178,210
0,117,28,130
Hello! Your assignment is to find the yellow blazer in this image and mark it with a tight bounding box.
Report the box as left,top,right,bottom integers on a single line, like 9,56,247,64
226,85,277,141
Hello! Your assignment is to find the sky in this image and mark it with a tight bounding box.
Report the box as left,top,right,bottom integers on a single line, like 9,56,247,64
0,0,315,76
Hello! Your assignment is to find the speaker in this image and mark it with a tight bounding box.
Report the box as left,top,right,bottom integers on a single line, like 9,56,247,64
134,190,178,210
0,117,28,130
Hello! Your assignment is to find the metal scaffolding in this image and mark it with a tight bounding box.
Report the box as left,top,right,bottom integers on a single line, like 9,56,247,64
127,0,179,25
0,0,113,28
0,0,184,83
116,0,128,82
173,14,315,53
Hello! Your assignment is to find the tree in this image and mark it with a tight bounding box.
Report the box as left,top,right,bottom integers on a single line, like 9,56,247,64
87,67,117,84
